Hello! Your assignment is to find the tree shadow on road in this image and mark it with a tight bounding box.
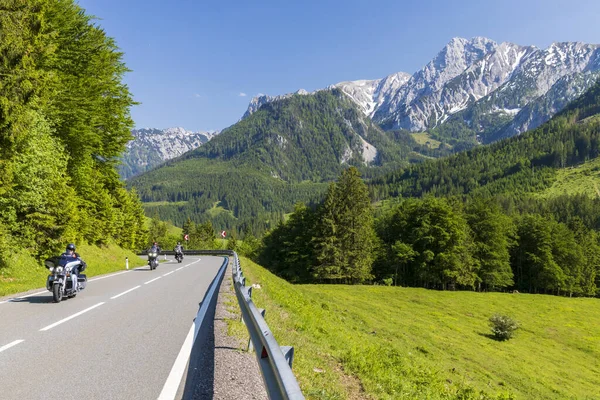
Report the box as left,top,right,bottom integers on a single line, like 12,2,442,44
9,296,54,304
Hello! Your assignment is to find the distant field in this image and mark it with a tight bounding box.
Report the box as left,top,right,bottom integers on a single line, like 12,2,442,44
144,216,182,236
207,201,236,219
143,201,189,207
538,158,600,199
411,132,443,149
236,258,600,400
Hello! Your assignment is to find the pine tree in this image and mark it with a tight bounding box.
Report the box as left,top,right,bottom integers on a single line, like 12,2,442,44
314,168,374,283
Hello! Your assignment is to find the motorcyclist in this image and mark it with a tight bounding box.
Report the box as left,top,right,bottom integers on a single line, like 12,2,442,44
62,243,86,291
174,242,184,255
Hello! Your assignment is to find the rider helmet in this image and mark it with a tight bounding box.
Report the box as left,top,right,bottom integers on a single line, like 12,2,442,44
66,243,76,252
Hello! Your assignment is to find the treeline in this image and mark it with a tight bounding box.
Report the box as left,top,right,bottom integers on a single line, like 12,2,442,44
257,168,600,296
0,0,147,265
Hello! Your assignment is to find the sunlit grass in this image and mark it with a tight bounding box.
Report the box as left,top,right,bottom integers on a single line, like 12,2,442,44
143,216,183,236
236,257,600,400
0,244,146,297
411,132,443,149
537,158,600,199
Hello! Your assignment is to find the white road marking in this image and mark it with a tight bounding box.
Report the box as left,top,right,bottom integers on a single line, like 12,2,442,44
157,323,195,400
163,271,174,277
145,277,162,285
175,267,184,271
110,285,141,300
40,302,105,331
0,340,24,354
88,270,131,282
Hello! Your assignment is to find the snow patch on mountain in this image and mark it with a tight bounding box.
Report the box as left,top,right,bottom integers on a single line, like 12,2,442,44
242,37,600,141
119,127,219,179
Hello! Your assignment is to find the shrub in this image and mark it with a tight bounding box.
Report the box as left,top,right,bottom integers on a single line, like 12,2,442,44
489,314,519,341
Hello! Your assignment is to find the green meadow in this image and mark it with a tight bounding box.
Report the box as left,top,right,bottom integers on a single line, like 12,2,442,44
235,257,600,400
538,157,600,199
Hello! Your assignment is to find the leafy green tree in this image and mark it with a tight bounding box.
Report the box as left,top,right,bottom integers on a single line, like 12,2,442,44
512,215,567,294
465,198,514,291
227,232,238,251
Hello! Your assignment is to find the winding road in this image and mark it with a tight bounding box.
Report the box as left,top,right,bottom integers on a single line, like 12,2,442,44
0,255,223,400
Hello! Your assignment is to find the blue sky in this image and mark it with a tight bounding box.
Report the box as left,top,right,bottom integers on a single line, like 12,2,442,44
77,0,600,132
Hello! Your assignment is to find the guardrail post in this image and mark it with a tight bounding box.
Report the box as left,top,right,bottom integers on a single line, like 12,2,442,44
248,309,266,352
280,346,295,368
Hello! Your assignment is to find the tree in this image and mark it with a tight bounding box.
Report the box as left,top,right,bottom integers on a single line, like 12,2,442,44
313,168,374,283
465,197,514,291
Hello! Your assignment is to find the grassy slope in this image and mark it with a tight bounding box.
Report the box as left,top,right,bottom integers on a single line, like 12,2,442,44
237,257,600,400
411,132,443,149
144,216,183,236
537,157,600,199
0,244,146,297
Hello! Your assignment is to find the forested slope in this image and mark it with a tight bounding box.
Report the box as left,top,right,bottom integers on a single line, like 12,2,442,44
371,79,600,201
0,0,146,270
129,90,438,233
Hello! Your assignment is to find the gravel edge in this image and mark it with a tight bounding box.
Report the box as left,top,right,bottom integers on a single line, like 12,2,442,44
211,269,268,400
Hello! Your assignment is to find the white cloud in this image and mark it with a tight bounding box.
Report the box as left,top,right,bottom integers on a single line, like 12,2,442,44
194,93,201,98
239,92,247,97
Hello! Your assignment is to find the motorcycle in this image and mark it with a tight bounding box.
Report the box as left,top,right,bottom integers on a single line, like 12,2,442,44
45,256,87,303
148,250,159,270
175,251,183,263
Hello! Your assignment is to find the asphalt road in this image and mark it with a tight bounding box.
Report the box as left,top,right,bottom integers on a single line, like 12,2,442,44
0,255,224,400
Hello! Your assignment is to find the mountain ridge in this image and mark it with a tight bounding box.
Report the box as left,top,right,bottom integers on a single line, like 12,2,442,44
119,127,219,179
244,37,600,146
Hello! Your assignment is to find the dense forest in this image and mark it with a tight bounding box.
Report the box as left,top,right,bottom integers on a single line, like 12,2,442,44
0,0,147,267
128,90,447,234
257,80,600,297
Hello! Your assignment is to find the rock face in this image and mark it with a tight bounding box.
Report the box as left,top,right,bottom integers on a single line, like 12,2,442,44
119,127,218,179
244,37,600,142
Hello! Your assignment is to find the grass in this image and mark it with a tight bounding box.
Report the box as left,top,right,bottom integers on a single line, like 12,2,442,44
207,201,237,219
234,257,600,400
144,216,183,236
0,243,146,297
143,201,189,207
411,132,443,149
537,158,600,199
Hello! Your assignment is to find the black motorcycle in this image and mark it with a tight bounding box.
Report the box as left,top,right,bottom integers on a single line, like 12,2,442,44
45,256,87,303
175,251,183,263
148,250,159,270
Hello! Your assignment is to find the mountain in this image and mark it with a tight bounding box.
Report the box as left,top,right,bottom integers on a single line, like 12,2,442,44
244,37,600,147
369,79,600,201
128,89,435,233
119,127,218,179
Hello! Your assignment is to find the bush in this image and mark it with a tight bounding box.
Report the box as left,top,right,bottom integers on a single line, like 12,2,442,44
489,314,519,341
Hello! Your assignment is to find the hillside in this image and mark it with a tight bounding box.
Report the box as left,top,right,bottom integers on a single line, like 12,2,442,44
0,1,146,270
245,38,600,149
370,79,600,201
235,257,600,400
128,90,438,233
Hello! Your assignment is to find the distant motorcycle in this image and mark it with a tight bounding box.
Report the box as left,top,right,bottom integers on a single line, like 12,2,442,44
148,250,159,270
45,256,87,303
175,251,183,263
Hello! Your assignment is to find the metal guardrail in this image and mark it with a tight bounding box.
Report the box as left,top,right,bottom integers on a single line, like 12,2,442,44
229,252,305,400
141,250,305,399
